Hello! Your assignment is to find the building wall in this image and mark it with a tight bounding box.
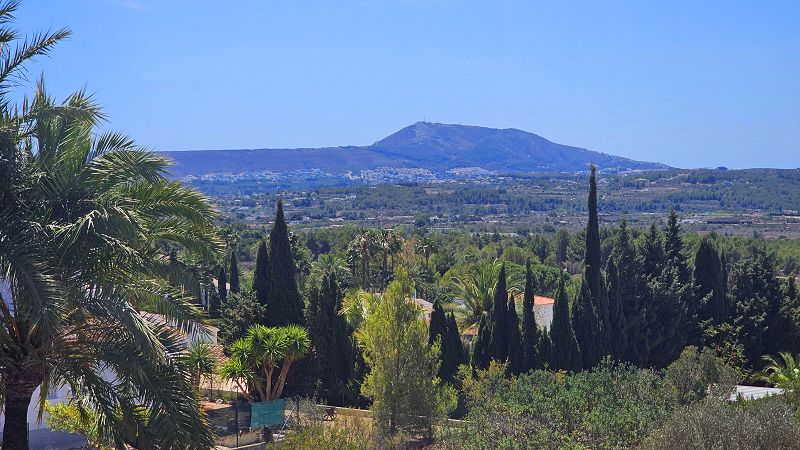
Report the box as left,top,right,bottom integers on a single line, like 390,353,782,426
534,304,553,331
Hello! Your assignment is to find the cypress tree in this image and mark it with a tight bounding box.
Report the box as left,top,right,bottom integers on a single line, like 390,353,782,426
439,313,465,383
640,223,665,279
309,272,355,405
551,278,582,371
229,247,240,294
265,200,304,326
694,237,727,326
521,260,540,371
606,259,627,360
665,209,690,284
612,219,641,364
429,300,447,346
488,264,509,362
573,164,611,367
472,315,491,369
507,294,524,374
216,266,227,316
537,328,552,370
253,240,269,307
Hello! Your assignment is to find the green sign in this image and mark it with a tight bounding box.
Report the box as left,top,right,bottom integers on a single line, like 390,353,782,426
250,399,286,429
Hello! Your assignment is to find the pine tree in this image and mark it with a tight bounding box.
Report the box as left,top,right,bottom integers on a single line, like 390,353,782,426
488,264,509,362
265,200,304,326
537,328,552,370
472,315,491,370
229,247,240,294
507,294,524,374
551,278,582,371
253,240,269,307
521,260,540,371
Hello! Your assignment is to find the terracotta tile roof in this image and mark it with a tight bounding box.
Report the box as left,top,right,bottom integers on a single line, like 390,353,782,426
534,295,555,306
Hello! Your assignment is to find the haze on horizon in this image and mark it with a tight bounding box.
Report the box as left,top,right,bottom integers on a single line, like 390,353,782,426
15,0,800,169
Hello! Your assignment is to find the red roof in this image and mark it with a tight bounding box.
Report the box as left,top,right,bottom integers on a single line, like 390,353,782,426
534,295,555,306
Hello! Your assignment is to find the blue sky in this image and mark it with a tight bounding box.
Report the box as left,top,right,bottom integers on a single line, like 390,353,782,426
14,0,800,168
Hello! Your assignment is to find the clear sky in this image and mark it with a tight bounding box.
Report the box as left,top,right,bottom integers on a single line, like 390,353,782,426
13,0,800,168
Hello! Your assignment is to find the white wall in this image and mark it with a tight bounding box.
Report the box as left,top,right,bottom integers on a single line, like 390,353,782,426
534,304,553,331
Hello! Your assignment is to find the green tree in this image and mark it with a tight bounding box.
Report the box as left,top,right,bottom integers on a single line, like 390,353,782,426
429,300,448,346
612,219,641,364
215,265,227,316
356,270,455,436
265,200,304,326
254,240,269,306
507,294,524,374
536,328,552,369
550,278,582,371
573,164,610,368
521,260,540,371
441,313,466,383
44,403,110,450
450,259,501,328
306,272,355,405
472,315,491,370
229,246,240,294
219,291,264,348
185,343,216,389
606,258,627,361
221,324,310,401
0,10,222,446
693,237,728,339
488,264,509,362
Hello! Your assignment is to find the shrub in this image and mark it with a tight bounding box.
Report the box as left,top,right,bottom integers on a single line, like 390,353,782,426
641,396,800,450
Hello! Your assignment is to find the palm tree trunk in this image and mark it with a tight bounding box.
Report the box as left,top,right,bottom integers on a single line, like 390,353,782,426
2,367,43,450
270,359,294,400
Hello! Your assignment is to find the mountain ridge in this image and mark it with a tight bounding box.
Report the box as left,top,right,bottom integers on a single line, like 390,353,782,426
162,122,669,177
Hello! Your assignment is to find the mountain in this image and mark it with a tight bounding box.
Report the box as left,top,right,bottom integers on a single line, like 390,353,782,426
161,122,668,177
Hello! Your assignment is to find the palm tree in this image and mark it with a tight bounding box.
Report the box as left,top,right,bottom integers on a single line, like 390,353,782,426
185,343,217,390
221,325,310,401
0,6,223,447
760,352,800,388
449,260,502,328
414,235,439,268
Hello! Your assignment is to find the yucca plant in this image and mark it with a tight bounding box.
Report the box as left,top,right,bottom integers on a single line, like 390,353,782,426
221,325,310,402
0,2,223,448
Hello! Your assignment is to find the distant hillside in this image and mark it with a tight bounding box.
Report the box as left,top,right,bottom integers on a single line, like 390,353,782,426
162,122,669,177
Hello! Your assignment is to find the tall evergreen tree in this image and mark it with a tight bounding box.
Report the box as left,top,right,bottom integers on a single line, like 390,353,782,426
429,300,447,346
214,266,227,316
694,237,728,327
229,247,240,294
308,272,355,405
472,315,491,369
439,313,466,383
731,247,784,368
521,260,540,371
537,328,552,370
664,209,690,284
605,259,627,360
639,223,665,279
550,278,582,371
265,200,304,326
254,240,269,307
572,164,611,368
612,219,641,363
507,294,524,374
488,264,510,363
